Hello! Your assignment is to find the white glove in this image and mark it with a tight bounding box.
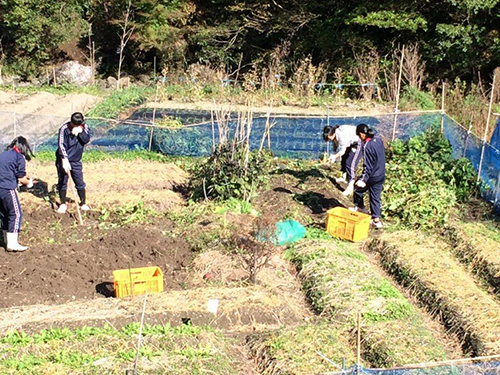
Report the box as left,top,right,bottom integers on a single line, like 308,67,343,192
27,178,34,188
71,126,83,136
355,180,366,188
328,154,338,163
62,158,71,174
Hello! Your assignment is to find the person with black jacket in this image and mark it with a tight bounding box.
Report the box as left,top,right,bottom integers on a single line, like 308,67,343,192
55,112,90,214
352,124,386,229
0,137,35,251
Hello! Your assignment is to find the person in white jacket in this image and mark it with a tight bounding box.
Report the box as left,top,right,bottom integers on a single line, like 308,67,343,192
323,125,363,196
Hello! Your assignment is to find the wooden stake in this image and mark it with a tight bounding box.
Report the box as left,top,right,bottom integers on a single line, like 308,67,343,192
392,46,405,141
52,66,57,87
477,73,496,183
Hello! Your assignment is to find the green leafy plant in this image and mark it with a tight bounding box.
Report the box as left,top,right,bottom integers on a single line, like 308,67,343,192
87,86,153,119
384,128,477,229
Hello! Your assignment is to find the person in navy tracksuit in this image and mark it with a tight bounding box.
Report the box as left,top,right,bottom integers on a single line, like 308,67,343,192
0,137,34,251
55,112,90,214
323,125,363,196
353,124,386,229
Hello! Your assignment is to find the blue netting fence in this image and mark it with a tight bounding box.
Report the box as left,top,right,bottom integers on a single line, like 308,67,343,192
329,359,500,374
0,109,499,211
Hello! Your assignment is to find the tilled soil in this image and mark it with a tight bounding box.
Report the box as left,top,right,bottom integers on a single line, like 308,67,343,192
0,206,193,308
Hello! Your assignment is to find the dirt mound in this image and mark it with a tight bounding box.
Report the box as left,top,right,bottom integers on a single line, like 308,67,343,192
0,207,192,308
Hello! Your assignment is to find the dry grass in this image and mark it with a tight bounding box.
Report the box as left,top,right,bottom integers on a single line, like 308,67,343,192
368,231,500,356
445,219,500,294
247,321,358,375
0,280,309,335
277,239,449,368
23,159,188,211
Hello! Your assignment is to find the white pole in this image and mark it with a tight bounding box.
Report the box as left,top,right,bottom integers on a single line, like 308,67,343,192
477,74,496,183
392,46,405,141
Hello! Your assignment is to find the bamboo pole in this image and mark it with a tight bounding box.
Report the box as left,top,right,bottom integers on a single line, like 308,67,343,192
440,82,446,133
148,84,159,152
477,74,496,183
392,45,405,141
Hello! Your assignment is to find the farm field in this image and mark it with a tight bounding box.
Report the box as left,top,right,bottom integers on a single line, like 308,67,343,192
1,152,499,374
1,89,500,374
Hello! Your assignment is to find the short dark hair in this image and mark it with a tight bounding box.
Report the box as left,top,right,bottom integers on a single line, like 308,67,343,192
322,125,339,142
71,112,85,126
7,136,34,161
356,123,375,138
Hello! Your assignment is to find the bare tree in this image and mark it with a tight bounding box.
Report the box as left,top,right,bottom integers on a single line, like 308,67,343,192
403,44,426,90
383,47,403,102
115,0,135,90
354,49,380,101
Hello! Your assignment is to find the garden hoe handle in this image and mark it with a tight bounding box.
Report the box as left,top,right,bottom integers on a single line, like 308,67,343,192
68,173,84,225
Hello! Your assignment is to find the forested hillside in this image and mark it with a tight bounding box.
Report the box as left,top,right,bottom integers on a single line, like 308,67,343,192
1,0,499,82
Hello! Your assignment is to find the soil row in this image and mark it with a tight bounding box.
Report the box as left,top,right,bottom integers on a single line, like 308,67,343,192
368,231,500,356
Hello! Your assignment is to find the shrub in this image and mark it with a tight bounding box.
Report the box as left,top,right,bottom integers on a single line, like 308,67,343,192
399,86,436,110
190,145,271,202
384,128,477,229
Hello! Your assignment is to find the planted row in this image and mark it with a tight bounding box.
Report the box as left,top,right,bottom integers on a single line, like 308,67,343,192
369,231,500,355
251,238,449,372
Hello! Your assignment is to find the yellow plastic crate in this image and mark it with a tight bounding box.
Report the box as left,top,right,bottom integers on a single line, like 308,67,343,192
113,266,163,298
326,207,371,242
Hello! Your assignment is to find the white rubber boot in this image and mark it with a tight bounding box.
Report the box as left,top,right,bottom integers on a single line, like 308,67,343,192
6,232,28,252
342,180,355,196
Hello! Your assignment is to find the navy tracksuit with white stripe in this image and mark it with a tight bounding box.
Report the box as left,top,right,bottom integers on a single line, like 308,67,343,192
354,137,386,219
0,149,26,233
55,122,90,193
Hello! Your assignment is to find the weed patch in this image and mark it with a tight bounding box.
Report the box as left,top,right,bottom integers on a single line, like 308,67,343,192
0,323,239,374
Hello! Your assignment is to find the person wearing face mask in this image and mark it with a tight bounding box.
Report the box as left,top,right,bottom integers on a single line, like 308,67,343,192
55,112,91,214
